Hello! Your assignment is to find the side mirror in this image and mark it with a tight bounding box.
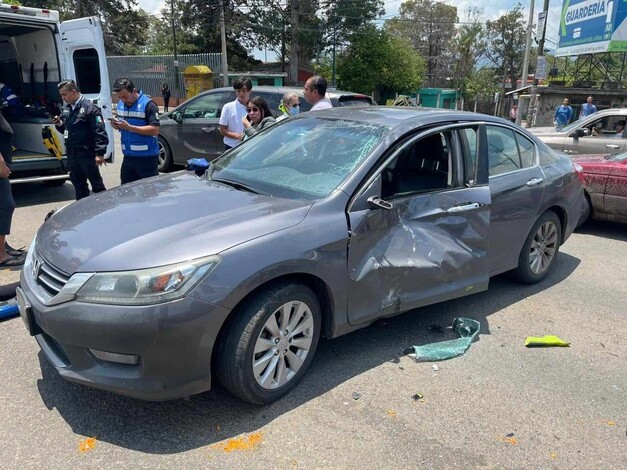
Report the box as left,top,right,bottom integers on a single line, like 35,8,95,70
351,174,392,212
569,128,585,138
172,111,183,123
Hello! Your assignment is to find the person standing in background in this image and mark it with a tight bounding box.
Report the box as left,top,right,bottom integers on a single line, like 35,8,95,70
509,104,518,123
554,98,573,130
112,77,160,184
161,83,171,113
303,75,333,111
219,77,252,151
53,79,108,200
579,96,597,119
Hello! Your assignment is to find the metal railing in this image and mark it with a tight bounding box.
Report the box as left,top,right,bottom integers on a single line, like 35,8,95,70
106,53,222,104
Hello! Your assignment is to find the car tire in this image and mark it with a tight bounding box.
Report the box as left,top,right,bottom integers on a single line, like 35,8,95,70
577,193,591,228
215,282,321,404
157,136,174,172
514,211,562,284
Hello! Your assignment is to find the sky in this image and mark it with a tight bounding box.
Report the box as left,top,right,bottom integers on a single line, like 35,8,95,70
135,0,564,58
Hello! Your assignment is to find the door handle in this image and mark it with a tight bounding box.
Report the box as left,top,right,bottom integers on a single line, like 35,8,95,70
526,177,544,186
605,144,620,149
201,126,215,133
367,196,394,210
446,202,482,213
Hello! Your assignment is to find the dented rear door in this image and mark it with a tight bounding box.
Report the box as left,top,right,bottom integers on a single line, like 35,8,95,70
346,125,491,325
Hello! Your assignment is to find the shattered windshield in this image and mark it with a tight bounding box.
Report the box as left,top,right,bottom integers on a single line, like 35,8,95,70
211,116,389,199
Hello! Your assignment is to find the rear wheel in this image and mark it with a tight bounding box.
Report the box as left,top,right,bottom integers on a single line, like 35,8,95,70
215,282,321,404
514,211,562,284
157,136,174,172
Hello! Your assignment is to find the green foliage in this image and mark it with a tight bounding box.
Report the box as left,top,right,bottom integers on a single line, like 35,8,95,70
24,0,149,55
484,3,527,91
450,8,486,92
337,26,425,100
385,0,458,87
463,68,500,100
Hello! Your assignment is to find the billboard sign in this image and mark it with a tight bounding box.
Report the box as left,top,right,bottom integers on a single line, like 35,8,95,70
557,0,627,56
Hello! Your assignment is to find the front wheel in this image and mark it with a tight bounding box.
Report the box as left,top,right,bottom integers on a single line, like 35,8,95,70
215,282,321,404
157,136,174,172
514,211,562,284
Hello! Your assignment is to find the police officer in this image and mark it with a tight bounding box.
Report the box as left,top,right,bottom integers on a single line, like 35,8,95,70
53,79,108,200
112,77,160,184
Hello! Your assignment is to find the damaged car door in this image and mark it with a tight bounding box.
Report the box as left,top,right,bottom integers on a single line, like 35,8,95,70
346,125,491,325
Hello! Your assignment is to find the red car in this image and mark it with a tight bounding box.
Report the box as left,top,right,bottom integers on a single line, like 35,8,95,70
571,152,627,225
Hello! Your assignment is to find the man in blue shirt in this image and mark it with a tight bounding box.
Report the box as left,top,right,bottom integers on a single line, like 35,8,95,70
554,98,573,130
579,96,597,119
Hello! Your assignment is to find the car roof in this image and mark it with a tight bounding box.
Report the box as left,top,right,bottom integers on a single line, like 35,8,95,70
204,85,371,99
303,106,513,132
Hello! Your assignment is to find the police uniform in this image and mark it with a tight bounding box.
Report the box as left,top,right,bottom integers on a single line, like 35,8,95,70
116,91,160,184
55,95,109,200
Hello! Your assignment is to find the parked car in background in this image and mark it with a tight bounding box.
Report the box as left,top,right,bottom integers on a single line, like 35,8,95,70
571,151,627,225
17,108,583,404
529,108,627,155
156,86,376,171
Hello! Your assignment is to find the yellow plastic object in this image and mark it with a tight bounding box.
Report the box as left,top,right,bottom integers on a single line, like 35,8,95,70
183,65,214,99
525,335,570,347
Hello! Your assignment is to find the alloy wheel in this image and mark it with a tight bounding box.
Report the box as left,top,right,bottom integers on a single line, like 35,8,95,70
529,221,558,275
252,300,315,390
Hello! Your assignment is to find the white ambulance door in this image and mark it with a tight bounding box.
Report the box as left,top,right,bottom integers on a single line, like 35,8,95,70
59,16,115,161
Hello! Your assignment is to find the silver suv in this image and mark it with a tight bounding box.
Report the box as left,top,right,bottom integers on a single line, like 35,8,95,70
157,86,375,171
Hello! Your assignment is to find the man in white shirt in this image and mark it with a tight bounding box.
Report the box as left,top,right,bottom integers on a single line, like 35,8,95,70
304,75,333,111
219,78,252,150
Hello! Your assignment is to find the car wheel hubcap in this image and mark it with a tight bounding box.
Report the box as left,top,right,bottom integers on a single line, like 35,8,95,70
252,300,314,390
529,221,558,275
158,143,166,166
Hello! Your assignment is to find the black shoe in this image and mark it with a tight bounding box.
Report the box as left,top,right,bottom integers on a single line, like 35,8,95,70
4,242,25,257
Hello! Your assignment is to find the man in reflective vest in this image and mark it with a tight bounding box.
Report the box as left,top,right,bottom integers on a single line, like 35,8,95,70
112,77,160,184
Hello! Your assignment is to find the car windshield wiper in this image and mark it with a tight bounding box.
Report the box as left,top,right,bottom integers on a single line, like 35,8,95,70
211,177,263,195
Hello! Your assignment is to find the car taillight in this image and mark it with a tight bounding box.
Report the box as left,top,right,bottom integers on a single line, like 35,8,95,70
572,162,585,184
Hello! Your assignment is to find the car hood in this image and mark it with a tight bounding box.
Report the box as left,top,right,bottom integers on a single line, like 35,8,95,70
36,172,313,273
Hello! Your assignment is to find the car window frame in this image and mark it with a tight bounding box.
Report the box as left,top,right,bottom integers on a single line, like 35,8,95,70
485,123,540,179
181,91,225,120
349,122,486,211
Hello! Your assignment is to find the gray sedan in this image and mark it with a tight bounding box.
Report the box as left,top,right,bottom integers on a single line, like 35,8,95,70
530,108,627,154
17,108,584,404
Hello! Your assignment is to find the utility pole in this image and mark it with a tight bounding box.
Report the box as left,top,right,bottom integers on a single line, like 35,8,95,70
518,0,535,124
220,0,229,87
171,0,180,106
528,0,550,128
331,14,336,87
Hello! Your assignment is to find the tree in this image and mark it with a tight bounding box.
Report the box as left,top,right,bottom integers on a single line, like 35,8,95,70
385,0,458,87
26,0,149,55
450,8,486,94
241,0,384,84
483,4,527,96
337,26,425,102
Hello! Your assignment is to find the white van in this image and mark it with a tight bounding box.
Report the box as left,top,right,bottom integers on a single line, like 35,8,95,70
0,2,113,184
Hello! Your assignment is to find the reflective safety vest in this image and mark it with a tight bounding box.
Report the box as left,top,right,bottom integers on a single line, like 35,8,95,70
117,92,159,157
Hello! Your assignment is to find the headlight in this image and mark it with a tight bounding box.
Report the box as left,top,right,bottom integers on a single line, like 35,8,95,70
75,255,221,305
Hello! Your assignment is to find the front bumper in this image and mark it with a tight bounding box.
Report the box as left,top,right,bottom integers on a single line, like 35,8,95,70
20,269,231,401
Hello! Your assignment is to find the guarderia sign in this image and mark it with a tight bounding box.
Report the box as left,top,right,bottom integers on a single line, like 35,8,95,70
557,0,627,56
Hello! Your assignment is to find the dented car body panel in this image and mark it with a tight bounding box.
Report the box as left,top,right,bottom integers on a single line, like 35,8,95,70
19,107,583,400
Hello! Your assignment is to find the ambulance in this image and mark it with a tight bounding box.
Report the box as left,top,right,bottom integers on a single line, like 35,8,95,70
0,1,114,184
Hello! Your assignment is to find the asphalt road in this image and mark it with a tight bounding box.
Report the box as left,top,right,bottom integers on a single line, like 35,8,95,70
1,136,625,468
